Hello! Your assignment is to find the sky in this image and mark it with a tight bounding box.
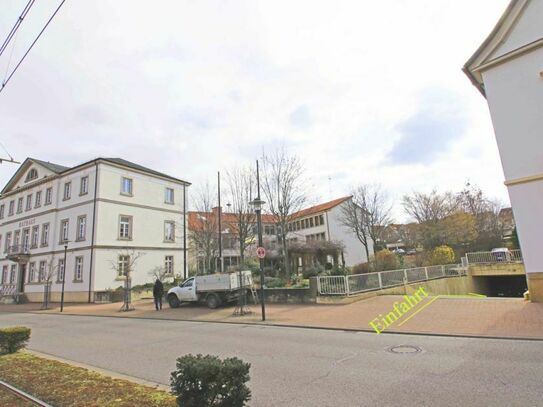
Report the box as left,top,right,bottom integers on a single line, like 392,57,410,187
0,0,511,221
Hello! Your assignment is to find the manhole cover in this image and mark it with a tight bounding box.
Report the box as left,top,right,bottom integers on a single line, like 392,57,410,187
386,345,422,354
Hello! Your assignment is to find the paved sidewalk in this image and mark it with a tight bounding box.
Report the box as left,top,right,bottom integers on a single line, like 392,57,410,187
2,295,543,339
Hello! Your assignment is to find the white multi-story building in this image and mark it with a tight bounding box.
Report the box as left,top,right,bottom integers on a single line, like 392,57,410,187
0,157,189,302
287,196,373,267
464,0,543,301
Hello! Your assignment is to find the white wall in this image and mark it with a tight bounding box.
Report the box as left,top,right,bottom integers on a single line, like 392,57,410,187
328,204,372,266
482,43,543,276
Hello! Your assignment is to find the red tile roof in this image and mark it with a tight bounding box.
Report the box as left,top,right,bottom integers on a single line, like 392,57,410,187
291,196,351,219
188,211,276,232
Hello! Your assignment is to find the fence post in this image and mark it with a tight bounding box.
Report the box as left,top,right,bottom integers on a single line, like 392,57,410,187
441,265,445,277
377,272,383,290
424,267,429,280
344,276,350,296
403,269,408,283
316,276,321,295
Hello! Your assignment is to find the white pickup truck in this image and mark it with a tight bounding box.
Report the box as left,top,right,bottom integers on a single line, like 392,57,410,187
167,271,253,309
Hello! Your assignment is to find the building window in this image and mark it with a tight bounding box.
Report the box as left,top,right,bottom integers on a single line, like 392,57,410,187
38,261,46,282
60,219,69,243
165,256,174,275
1,265,7,284
63,182,71,200
74,256,83,281
13,230,20,247
41,223,49,247
58,259,65,282
4,232,11,253
119,216,132,239
121,177,133,196
10,265,16,284
28,263,36,283
21,229,30,250
25,168,38,182
45,187,52,205
319,215,324,225
0,204,4,219
164,221,175,242
80,176,89,195
76,215,86,241
17,197,23,213
31,226,39,248
117,255,129,278
35,191,42,208
8,200,14,216
165,188,174,204
25,194,32,211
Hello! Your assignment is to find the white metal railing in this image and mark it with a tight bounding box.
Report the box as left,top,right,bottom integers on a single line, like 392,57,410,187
317,264,465,296
0,284,17,296
465,249,522,265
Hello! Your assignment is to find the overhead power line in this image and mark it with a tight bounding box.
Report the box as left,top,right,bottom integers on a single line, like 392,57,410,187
0,0,36,57
0,0,67,94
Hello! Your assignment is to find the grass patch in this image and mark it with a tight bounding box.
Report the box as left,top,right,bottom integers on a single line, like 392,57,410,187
0,385,34,406
0,352,176,407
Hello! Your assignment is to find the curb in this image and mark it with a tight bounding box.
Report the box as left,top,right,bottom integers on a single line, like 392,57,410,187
4,309,543,342
0,379,53,407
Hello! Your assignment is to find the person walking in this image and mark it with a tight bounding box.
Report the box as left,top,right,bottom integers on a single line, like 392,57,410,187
153,278,164,311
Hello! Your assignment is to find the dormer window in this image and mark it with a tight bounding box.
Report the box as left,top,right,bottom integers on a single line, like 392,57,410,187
25,168,38,182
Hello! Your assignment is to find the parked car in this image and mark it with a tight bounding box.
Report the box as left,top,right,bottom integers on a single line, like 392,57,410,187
167,271,253,309
491,247,512,262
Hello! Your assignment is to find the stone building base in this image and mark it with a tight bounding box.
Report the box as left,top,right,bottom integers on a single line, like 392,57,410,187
527,272,543,302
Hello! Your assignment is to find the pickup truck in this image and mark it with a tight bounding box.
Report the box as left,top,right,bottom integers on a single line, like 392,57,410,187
167,270,253,309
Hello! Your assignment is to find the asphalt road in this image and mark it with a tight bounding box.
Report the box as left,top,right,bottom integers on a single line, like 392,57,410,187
1,312,542,406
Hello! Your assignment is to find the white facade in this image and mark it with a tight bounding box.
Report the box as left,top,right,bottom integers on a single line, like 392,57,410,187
287,197,372,267
464,0,543,300
0,158,189,302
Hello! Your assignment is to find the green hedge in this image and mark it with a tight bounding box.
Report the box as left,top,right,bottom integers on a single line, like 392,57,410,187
0,326,31,355
170,354,251,407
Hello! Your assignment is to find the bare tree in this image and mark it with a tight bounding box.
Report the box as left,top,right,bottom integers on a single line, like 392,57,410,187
148,266,169,281
340,184,393,261
189,182,218,274
261,147,308,278
109,249,145,312
402,190,458,248
226,165,256,265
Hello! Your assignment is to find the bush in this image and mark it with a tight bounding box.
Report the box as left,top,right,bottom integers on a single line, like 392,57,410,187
302,264,325,279
372,249,400,272
351,262,370,274
330,266,348,276
0,326,31,355
170,354,251,407
263,277,285,288
428,245,455,265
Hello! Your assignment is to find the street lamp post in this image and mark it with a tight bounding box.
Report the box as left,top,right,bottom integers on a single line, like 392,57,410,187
60,242,68,312
249,160,266,321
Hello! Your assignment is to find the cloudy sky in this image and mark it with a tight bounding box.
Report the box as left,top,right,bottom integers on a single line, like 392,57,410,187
0,0,510,220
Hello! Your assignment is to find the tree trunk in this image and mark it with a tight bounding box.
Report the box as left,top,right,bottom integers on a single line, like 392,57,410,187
282,234,290,279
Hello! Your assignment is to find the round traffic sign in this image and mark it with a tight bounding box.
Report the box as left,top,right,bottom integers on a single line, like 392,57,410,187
256,246,266,259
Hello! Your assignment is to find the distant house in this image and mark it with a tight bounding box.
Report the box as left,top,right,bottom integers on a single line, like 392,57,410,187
286,196,373,269
187,209,277,274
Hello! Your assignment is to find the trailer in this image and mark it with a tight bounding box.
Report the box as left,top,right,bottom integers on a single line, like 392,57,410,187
167,271,253,309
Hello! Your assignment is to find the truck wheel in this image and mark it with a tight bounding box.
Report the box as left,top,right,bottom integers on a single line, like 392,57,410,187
168,294,181,309
206,294,220,309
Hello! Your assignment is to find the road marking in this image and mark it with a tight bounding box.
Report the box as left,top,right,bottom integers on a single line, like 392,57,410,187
397,296,440,327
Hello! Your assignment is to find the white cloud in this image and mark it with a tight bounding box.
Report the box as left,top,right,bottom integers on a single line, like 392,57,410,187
0,0,511,220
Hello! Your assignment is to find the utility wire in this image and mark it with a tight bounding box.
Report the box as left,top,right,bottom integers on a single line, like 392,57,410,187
0,0,67,94
0,0,36,57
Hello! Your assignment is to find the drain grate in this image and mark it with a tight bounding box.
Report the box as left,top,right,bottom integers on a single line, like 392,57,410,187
386,345,422,354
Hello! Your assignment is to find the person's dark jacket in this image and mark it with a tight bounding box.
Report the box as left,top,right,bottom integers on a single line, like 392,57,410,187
153,280,164,298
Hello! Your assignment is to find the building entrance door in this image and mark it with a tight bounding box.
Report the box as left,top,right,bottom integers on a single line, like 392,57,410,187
17,264,26,293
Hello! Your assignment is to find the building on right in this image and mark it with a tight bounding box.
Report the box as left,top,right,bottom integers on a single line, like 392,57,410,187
464,0,543,301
